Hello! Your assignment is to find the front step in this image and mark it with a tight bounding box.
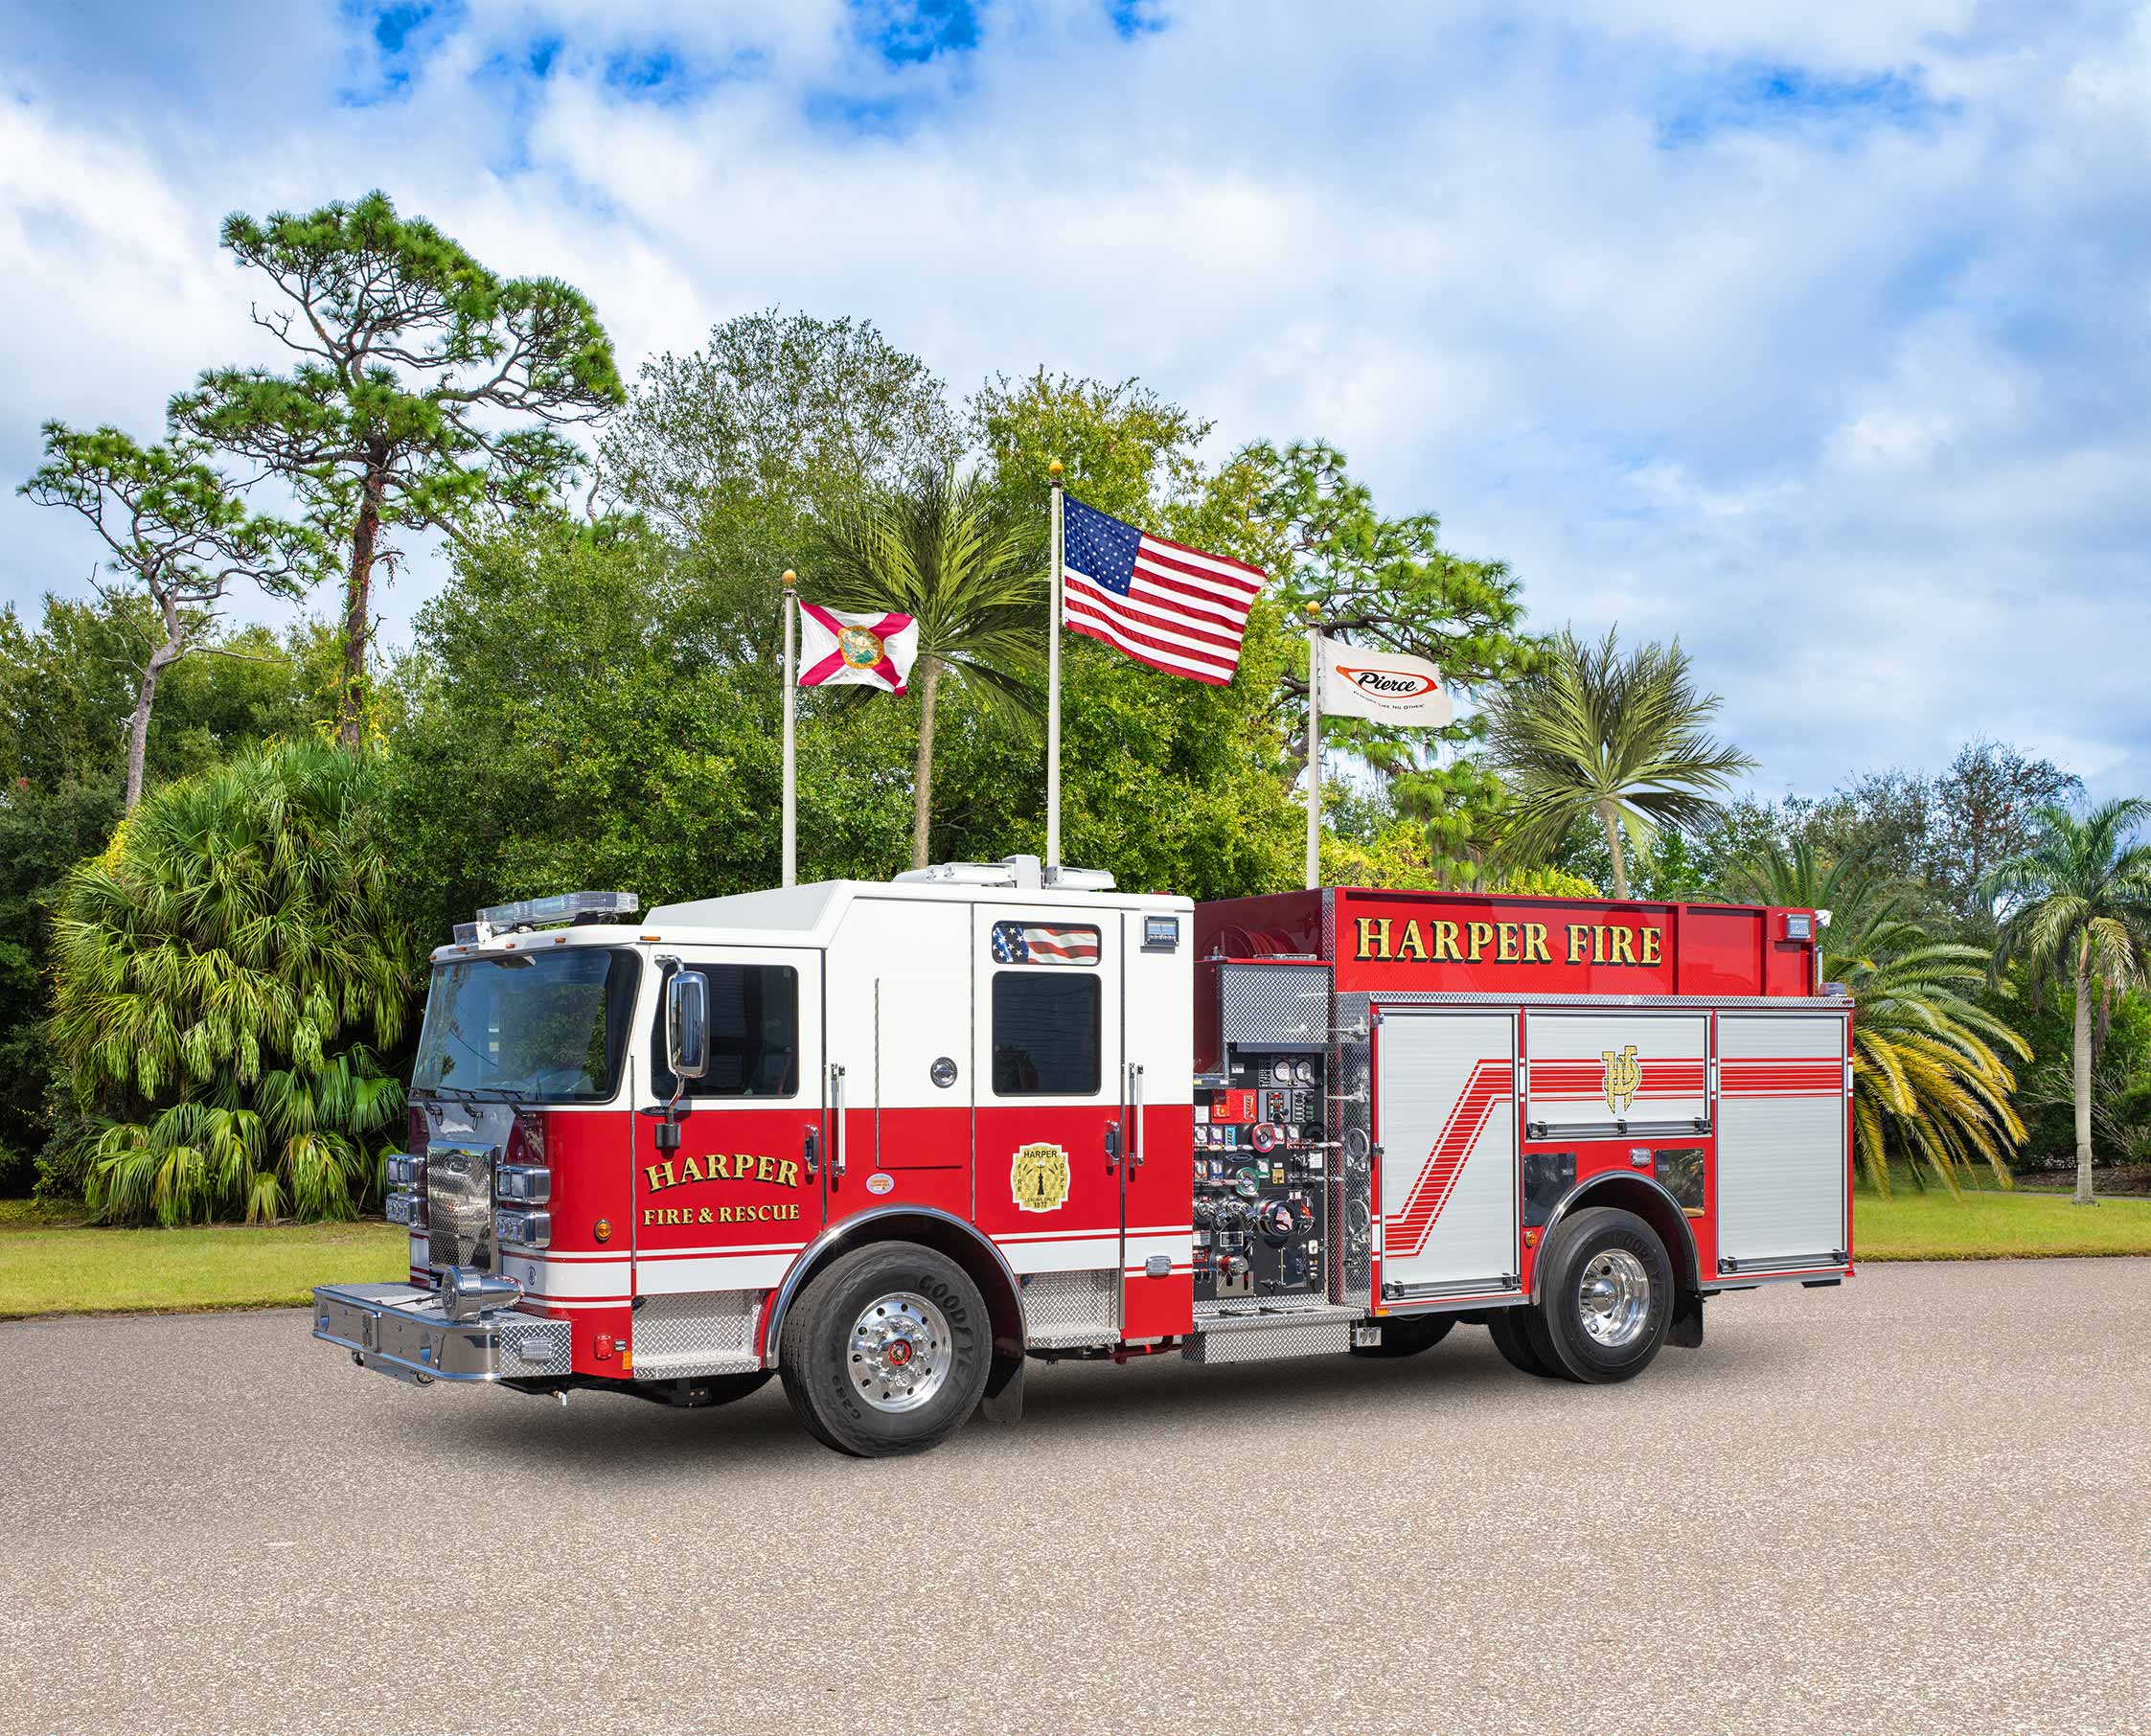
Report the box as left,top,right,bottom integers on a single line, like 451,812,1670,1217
1182,1302,1360,1365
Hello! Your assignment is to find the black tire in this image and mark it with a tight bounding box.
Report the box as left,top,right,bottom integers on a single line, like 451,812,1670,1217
1485,1304,1565,1379
1527,1205,1673,1384
1349,1312,1456,1359
778,1242,991,1457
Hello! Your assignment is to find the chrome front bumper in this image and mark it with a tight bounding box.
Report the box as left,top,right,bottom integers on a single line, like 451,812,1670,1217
312,1282,572,1384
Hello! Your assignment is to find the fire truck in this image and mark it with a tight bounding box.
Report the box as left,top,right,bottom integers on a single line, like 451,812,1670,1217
313,857,1853,1457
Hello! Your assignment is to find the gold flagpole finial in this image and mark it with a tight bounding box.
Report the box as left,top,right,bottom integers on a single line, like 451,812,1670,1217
782,569,796,589
1306,602,1321,621
1047,458,1063,481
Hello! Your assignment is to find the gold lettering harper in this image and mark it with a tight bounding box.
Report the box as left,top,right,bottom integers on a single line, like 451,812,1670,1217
1349,912,1668,969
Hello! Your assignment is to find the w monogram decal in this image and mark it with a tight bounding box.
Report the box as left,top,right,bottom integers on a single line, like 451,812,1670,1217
1602,1044,1641,1115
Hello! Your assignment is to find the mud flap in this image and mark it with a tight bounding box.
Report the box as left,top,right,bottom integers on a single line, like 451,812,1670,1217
978,1348,1025,1426
1668,1291,1705,1349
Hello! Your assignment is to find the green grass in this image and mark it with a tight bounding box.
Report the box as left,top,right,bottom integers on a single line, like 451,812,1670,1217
0,1200,407,1318
1855,1178,2151,1261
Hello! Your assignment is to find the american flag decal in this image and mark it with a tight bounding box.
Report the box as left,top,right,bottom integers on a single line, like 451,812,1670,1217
991,922,1100,965
1061,493,1264,685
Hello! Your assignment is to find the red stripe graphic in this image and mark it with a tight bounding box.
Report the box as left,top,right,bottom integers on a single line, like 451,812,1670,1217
1527,1060,1705,1100
1721,1060,1842,1097
1384,1061,1511,1259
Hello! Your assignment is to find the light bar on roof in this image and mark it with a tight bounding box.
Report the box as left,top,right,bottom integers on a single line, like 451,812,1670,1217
475,891,637,932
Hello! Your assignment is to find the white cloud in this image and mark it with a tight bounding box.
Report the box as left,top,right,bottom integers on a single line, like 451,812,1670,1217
1,0,2147,807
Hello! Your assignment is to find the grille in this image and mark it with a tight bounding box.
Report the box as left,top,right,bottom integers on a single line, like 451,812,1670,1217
1019,1268,1120,1349
631,1291,763,1378
1218,964,1330,1049
425,1142,498,1272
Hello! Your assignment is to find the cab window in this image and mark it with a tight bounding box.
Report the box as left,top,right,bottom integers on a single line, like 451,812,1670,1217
650,964,800,1099
991,972,1100,1096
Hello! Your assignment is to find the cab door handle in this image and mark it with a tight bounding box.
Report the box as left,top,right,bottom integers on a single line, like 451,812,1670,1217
802,1124,820,1181
1104,1122,1122,1172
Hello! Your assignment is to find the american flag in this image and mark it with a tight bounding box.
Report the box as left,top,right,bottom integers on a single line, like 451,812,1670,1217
991,922,1100,965
1061,494,1265,685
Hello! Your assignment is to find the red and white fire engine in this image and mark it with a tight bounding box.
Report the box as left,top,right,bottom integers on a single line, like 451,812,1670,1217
314,856,1853,1456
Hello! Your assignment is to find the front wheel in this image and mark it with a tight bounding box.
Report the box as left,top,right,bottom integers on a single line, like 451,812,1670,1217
1526,1206,1673,1383
779,1242,991,1457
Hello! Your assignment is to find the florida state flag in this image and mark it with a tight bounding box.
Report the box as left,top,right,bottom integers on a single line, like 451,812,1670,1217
797,605,920,695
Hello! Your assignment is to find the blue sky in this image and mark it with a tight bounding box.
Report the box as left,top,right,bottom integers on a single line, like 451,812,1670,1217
3,0,2148,802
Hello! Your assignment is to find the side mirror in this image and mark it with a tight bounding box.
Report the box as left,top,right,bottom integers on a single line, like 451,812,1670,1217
665,971,710,1095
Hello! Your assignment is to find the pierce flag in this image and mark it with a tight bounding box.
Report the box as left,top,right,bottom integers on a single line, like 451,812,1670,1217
1316,636,1453,728
797,605,920,695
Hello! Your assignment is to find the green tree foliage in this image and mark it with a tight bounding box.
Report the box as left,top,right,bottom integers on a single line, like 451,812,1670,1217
812,468,1043,868
384,519,919,946
1730,840,2027,1195
0,599,337,1193
18,423,319,809
1986,801,2151,1204
171,190,625,748
601,310,958,658
48,742,413,1223
1484,627,1756,900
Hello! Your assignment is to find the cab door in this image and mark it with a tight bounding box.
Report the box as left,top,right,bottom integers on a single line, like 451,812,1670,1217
972,907,1125,1302
631,948,825,1334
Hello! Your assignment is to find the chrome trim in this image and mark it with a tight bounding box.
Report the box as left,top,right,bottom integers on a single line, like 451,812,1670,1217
829,1062,847,1177
1719,1251,1845,1276
1383,1276,1517,1301
494,1208,551,1249
1705,1268,1855,1292
1529,1172,1700,1306
759,1204,1027,1368
385,1153,424,1187
312,1281,567,1383
1523,1118,1711,1142
441,1265,522,1321
494,1164,551,1204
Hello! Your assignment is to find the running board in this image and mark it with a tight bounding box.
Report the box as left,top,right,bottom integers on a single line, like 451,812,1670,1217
1183,1304,1360,1365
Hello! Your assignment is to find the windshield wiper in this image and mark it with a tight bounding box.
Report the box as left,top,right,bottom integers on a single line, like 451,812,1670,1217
440,1085,534,1105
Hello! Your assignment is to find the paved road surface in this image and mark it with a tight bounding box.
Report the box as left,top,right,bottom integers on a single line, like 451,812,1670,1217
4,1260,2147,1735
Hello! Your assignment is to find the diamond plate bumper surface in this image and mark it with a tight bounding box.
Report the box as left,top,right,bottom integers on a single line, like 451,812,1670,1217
312,1282,571,1384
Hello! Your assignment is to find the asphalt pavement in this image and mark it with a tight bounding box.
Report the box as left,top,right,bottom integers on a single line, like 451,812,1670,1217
3,1259,2147,1735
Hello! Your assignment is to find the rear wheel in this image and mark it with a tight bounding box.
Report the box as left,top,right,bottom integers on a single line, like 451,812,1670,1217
1485,1304,1564,1378
778,1242,990,1457
1350,1312,1456,1359
1527,1206,1673,1384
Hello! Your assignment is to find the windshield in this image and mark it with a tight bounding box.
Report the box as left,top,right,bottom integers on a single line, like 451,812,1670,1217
413,948,641,1102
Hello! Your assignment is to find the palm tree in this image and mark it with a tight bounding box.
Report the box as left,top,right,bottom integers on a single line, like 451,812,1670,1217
1985,800,2151,1204
1731,839,2027,1195
49,741,413,1223
1484,627,1755,899
812,468,1044,869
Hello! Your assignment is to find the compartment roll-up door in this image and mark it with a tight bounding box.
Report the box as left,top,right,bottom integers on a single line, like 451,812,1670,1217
1716,1013,1849,1272
1375,1010,1517,1298
1523,1012,1709,1137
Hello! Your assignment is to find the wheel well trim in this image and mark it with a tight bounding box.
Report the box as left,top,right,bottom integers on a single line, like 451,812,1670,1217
1529,1173,1700,1306
758,1204,1027,1366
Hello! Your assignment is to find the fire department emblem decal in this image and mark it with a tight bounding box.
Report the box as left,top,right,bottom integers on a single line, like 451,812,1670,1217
1011,1142,1071,1214
837,625,885,669
1602,1044,1641,1115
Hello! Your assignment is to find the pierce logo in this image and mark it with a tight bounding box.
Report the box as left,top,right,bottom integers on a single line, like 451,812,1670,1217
1335,665,1440,699
1602,1045,1641,1115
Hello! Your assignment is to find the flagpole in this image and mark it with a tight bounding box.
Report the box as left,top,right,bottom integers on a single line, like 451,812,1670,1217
781,569,797,888
1304,603,1322,891
1046,458,1064,868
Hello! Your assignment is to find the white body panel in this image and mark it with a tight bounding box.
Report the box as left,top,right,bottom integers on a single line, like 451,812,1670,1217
1523,1010,1709,1131
1376,1010,1519,1296
1716,1012,1850,1271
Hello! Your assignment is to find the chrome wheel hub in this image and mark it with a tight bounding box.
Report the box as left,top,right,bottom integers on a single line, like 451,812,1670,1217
1578,1248,1651,1349
848,1291,950,1412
